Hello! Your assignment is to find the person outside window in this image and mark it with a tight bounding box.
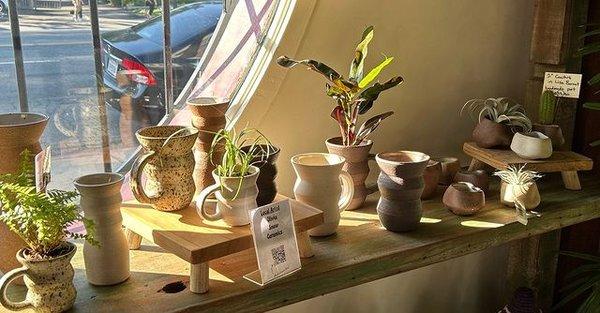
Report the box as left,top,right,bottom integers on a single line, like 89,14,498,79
146,0,156,18
72,0,83,22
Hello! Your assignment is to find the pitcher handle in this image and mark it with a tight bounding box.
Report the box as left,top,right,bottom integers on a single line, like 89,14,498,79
130,151,158,205
338,170,355,212
0,267,32,311
196,184,222,221
365,153,379,195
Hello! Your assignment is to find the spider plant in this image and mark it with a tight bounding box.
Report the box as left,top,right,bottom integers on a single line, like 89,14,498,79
553,251,600,313
461,97,532,133
493,164,542,186
276,26,403,146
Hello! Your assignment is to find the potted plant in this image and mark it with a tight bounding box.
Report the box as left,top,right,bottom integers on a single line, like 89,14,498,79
554,251,600,312
277,26,403,210
0,151,96,313
493,165,542,211
461,97,532,148
532,90,565,149
195,127,273,226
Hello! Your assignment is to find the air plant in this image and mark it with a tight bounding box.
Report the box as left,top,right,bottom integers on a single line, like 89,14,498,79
276,26,403,146
461,97,532,133
493,164,542,186
554,251,600,313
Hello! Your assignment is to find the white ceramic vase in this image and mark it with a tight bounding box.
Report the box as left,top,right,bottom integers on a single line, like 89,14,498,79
510,132,553,160
500,181,541,210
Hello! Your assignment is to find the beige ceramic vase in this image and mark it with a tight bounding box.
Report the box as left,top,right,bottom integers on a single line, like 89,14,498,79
130,126,198,211
291,153,354,236
510,132,553,160
196,166,260,226
0,113,48,277
325,137,378,210
500,181,541,210
187,97,229,194
0,242,77,313
75,173,130,286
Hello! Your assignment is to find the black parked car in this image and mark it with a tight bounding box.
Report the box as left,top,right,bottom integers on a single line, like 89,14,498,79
101,1,222,116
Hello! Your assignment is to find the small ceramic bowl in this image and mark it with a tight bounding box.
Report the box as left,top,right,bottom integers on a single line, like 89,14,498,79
443,182,485,216
422,160,441,200
510,131,553,160
453,169,489,194
433,157,460,186
532,123,565,149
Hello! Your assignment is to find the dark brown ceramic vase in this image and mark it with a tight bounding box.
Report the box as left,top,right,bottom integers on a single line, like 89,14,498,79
241,145,280,206
187,97,229,193
422,160,441,200
472,118,512,148
434,157,460,186
375,151,430,232
326,137,378,210
0,113,48,276
442,182,485,216
532,123,565,150
453,169,489,194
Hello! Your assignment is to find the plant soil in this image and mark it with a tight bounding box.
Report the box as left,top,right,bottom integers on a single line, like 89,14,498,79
23,242,74,261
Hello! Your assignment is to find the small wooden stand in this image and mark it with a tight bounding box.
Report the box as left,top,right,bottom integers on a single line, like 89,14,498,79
121,195,323,293
463,142,593,190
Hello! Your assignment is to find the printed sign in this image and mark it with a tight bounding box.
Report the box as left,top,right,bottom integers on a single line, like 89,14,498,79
244,199,301,286
542,72,582,98
35,147,52,193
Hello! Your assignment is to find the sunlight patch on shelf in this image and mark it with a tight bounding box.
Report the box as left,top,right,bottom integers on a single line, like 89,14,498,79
339,210,380,226
420,217,442,224
460,220,505,228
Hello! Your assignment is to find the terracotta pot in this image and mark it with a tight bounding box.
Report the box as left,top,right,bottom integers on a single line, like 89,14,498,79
443,182,485,216
434,157,460,186
291,153,354,236
130,126,198,211
510,131,553,160
0,242,77,312
421,160,441,199
472,118,512,148
196,166,260,226
453,169,489,194
532,123,565,150
375,151,430,232
241,145,280,206
75,173,130,286
325,137,378,210
187,97,229,194
0,113,48,278
500,181,541,210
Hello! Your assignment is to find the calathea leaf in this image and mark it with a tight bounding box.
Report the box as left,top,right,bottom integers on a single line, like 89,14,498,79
358,56,394,89
355,111,394,144
330,105,348,129
349,26,374,81
325,83,345,100
356,76,404,114
277,55,342,82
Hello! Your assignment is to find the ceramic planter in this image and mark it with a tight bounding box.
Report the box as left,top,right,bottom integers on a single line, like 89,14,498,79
472,118,512,148
453,169,489,194
325,137,378,210
75,173,130,286
376,151,430,232
421,160,441,200
434,157,460,186
443,182,485,216
0,113,48,277
0,242,77,313
241,145,280,206
510,131,553,160
196,166,260,226
291,153,354,236
187,97,229,193
500,181,541,210
130,126,198,211
532,123,565,150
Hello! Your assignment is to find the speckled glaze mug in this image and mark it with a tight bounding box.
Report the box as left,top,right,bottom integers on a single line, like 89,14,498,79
131,126,198,211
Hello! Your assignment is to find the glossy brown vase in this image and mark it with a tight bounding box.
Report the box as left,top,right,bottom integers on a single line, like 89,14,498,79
187,97,229,194
326,137,378,210
434,157,460,186
532,123,565,150
453,169,489,194
241,145,280,206
422,160,441,200
376,151,430,232
472,118,512,148
0,113,48,277
443,182,485,216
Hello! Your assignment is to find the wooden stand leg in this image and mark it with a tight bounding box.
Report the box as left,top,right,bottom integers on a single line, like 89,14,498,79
468,158,487,171
297,231,314,258
125,228,142,250
190,262,209,294
561,171,581,190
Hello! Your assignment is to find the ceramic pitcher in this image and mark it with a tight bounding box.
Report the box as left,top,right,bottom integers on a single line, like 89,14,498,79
75,173,130,286
291,153,354,236
196,166,260,226
187,97,229,194
326,137,378,210
130,126,198,211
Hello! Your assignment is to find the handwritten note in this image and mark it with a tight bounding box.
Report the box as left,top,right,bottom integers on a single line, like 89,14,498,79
542,72,582,98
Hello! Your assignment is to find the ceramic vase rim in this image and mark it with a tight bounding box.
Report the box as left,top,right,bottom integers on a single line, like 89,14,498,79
74,172,124,188
17,241,76,264
135,125,198,140
376,151,430,165
325,136,373,148
450,182,482,193
433,156,459,163
186,96,230,106
291,153,346,167
212,165,260,180
0,112,49,128
240,144,281,156
516,131,549,140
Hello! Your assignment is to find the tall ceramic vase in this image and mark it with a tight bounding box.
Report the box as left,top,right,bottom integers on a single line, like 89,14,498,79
326,137,378,210
376,151,430,232
241,145,280,206
187,97,229,194
291,153,354,236
75,173,130,286
0,113,48,276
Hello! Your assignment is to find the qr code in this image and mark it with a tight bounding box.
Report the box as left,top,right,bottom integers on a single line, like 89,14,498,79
271,245,286,265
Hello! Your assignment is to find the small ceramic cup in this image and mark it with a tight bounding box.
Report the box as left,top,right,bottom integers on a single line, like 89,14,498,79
510,131,553,160
422,160,442,199
433,157,460,186
453,169,489,194
442,182,485,216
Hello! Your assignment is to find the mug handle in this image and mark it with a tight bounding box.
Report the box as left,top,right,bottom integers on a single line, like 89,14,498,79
0,267,32,310
337,170,355,212
196,184,222,221
130,151,157,205
365,153,379,195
